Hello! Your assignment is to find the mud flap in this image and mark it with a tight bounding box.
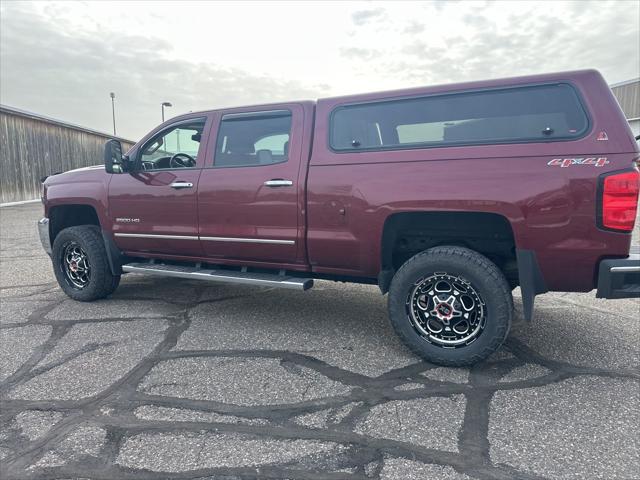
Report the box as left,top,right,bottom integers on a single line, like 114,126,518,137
516,249,548,321
101,230,125,276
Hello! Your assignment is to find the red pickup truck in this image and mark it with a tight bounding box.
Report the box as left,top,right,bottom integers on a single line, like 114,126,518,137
38,69,639,366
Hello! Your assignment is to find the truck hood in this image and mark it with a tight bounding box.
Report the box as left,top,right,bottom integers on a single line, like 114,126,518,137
66,165,105,173
44,165,106,185
43,165,106,185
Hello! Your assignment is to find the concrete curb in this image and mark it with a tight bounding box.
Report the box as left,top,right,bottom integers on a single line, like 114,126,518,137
0,199,40,207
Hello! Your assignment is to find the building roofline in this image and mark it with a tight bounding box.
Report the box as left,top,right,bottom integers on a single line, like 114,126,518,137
0,104,136,144
610,78,640,88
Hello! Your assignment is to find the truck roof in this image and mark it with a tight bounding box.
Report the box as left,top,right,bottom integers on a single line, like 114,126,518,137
180,69,603,119
318,69,603,104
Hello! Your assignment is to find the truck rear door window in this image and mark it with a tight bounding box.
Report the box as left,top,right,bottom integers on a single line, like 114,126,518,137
330,83,589,151
214,111,292,167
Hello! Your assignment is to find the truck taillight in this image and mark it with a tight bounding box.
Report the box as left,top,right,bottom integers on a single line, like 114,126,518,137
600,170,639,232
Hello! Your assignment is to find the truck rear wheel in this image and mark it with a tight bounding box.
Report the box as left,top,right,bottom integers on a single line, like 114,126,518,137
388,246,512,367
52,225,120,301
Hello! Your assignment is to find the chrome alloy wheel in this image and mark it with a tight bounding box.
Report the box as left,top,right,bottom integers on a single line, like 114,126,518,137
61,241,91,289
406,272,486,347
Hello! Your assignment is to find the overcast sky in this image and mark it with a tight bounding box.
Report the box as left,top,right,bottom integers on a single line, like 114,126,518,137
1,0,638,140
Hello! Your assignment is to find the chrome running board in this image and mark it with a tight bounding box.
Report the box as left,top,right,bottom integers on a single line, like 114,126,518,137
122,262,313,291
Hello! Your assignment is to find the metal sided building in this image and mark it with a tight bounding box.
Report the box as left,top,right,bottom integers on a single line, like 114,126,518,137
611,78,640,138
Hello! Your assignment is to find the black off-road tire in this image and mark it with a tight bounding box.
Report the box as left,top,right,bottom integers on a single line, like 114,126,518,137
388,246,513,367
52,225,121,301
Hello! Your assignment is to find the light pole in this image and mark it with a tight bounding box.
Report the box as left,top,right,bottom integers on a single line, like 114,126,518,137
162,102,172,122
110,92,116,136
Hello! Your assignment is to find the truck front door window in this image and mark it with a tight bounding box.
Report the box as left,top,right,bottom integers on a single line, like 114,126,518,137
140,120,205,170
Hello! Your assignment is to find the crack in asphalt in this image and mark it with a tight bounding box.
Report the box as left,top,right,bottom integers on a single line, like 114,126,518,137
2,282,637,480
1,205,638,480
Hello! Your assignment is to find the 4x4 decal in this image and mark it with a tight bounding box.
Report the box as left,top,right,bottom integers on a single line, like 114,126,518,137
547,157,609,168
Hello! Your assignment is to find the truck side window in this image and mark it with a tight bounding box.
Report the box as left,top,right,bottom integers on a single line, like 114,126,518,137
330,83,589,151
214,111,291,168
139,119,206,170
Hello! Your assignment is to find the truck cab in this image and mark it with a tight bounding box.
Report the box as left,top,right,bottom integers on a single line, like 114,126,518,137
108,103,314,268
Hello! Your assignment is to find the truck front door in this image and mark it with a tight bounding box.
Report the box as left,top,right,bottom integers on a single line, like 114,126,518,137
197,105,306,267
108,117,210,257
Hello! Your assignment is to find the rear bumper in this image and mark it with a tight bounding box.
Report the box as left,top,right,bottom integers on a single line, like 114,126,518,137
596,248,640,299
37,217,52,256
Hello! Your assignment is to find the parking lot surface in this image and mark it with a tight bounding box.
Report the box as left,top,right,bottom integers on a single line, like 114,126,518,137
1,203,639,480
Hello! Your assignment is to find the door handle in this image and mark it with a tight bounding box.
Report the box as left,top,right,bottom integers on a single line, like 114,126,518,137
170,182,193,189
264,179,293,187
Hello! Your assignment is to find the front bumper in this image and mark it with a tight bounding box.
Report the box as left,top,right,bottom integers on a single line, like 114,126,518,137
37,217,52,256
596,246,640,298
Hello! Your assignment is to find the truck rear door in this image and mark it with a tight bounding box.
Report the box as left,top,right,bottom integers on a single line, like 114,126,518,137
197,103,311,268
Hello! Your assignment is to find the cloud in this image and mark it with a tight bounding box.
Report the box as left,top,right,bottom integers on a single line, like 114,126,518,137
401,42,445,58
347,1,639,88
340,47,381,61
0,3,327,140
0,0,637,141
403,22,425,35
351,8,386,26
462,13,491,29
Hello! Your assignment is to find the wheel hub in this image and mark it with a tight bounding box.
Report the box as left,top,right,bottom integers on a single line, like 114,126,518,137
406,272,486,347
434,302,454,320
62,242,91,289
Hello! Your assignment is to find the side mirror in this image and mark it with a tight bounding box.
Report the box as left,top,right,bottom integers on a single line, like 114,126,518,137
104,139,130,173
104,139,135,173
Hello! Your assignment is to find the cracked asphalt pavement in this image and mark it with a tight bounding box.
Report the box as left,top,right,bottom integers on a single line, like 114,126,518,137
1,203,639,480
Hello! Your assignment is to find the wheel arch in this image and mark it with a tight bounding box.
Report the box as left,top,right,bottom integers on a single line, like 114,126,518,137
48,204,124,276
378,210,546,320
49,204,101,241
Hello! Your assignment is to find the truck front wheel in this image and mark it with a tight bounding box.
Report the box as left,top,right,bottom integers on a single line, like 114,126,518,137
52,226,120,301
388,246,513,367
